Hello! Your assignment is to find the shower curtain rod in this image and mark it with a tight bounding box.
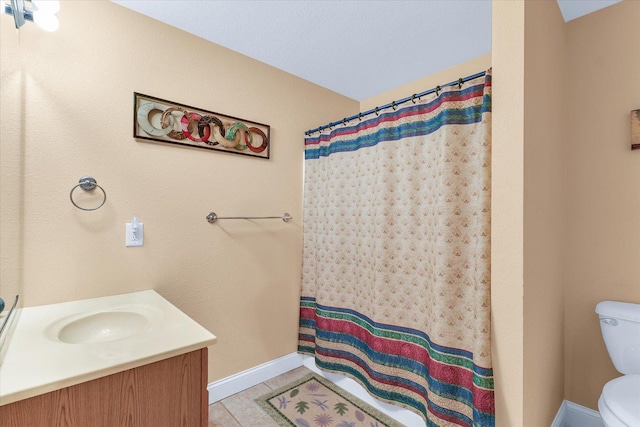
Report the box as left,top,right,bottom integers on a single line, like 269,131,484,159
305,70,487,135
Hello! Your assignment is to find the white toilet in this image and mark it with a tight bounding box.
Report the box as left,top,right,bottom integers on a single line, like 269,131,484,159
595,301,640,427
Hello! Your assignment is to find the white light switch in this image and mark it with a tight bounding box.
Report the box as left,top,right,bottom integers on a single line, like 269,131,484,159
126,217,144,247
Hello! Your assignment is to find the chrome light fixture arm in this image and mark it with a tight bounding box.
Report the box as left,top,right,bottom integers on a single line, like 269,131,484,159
4,0,59,31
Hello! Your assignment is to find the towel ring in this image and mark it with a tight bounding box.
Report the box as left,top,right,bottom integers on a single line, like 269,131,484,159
70,176,107,211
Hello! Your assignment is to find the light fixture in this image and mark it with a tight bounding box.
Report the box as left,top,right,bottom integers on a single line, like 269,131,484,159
4,0,59,31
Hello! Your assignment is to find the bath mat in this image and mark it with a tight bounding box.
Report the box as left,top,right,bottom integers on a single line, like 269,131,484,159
255,373,404,427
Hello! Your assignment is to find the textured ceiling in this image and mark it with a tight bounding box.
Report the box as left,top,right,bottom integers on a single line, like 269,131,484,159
112,0,621,101
556,0,621,21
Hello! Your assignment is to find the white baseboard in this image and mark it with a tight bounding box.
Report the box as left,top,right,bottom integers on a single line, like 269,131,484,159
551,400,568,427
552,400,604,427
207,352,304,404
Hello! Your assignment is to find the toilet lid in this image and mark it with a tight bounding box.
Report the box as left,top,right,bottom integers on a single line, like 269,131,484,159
602,375,640,426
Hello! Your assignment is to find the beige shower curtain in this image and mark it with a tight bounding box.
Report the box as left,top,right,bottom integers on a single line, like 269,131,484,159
299,70,493,426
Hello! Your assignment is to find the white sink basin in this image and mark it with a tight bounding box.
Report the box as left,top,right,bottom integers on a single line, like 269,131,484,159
58,310,147,344
0,290,217,406
46,304,162,344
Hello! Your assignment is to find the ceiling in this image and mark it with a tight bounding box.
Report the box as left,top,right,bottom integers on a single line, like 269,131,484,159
112,0,621,101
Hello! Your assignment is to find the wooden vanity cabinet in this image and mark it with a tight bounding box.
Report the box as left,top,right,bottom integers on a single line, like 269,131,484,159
1,348,209,427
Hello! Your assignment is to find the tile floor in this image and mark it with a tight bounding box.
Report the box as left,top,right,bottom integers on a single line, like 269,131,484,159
208,366,314,427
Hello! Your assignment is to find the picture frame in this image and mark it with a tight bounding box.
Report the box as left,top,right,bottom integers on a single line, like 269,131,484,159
632,109,640,151
133,92,270,159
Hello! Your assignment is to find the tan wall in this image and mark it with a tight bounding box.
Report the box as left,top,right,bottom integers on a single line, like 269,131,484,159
491,1,526,424
563,0,640,409
523,1,567,425
0,0,358,383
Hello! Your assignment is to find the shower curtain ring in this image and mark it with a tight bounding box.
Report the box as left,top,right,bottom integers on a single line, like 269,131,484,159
391,101,396,111
436,85,441,96
358,112,362,121
343,118,347,126
458,78,463,89
411,94,417,104
375,107,379,116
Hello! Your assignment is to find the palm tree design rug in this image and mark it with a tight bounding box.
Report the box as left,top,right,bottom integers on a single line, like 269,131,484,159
255,373,404,427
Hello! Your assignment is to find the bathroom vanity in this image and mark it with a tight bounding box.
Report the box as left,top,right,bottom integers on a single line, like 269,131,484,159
0,290,216,426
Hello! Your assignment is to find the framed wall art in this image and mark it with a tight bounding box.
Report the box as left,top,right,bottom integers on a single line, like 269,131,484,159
133,93,270,159
632,109,640,151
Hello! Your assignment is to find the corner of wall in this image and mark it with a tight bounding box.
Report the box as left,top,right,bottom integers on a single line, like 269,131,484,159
522,0,568,424
491,0,526,424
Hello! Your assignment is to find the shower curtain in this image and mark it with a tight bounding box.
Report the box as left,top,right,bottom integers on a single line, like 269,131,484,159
299,70,493,427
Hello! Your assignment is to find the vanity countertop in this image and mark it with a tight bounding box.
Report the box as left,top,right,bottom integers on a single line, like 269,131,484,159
0,290,217,406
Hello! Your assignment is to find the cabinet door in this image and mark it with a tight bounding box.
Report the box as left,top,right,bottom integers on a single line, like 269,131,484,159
1,348,208,427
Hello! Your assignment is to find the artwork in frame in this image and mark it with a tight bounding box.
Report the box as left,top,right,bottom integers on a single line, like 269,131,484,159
632,109,640,151
133,93,270,159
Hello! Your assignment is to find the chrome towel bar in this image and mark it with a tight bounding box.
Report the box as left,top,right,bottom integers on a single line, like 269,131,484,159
206,212,292,224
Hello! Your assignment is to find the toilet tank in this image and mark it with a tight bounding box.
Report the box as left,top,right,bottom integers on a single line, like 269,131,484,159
596,301,640,374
